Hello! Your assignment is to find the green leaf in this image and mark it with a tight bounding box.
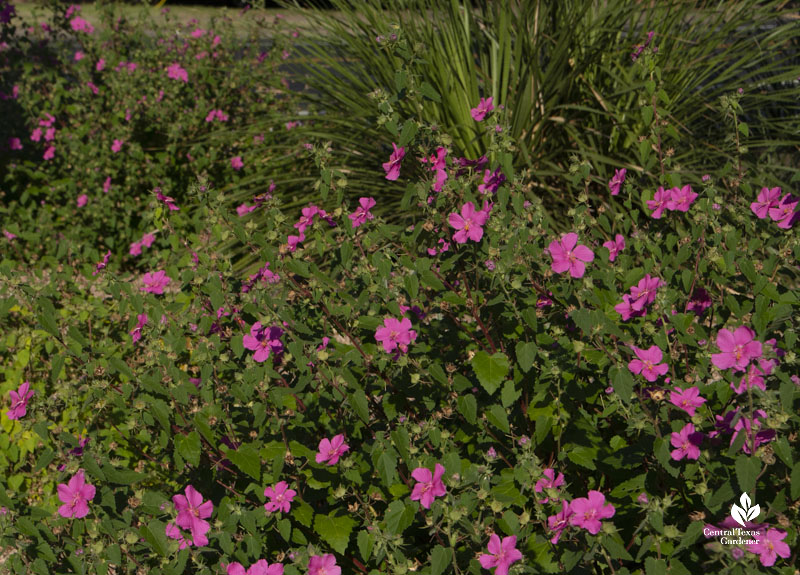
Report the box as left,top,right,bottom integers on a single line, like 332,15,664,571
457,394,477,425
103,465,147,485
174,432,201,467
471,351,509,395
377,449,398,488
791,463,800,500
735,455,760,494
314,513,355,554
515,341,536,373
349,389,370,424
487,404,510,433
610,366,634,403
641,105,654,126
398,121,418,147
604,536,633,561
357,530,374,562
644,557,667,575
419,82,441,102
566,445,597,470
225,443,261,481
431,545,449,575
384,500,415,535
140,519,169,556
36,297,60,339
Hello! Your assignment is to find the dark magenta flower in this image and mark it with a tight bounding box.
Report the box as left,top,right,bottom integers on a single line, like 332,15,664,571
478,167,506,195
130,314,148,344
156,189,180,211
231,156,244,171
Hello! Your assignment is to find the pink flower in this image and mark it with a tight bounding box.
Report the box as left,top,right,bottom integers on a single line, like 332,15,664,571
670,423,702,461
43,146,55,160
750,187,782,219
608,168,626,196
130,314,148,344
428,147,448,192
264,481,296,513
129,242,142,256
96,58,105,72
7,382,34,420
769,194,799,229
548,232,594,278
167,62,189,82
31,127,42,142
374,317,417,354
173,485,213,547
227,560,284,575
711,326,762,372
667,185,698,212
646,186,671,219
348,197,376,228
156,189,180,211
3,230,17,241
669,386,705,416
287,232,305,252
629,274,664,311
603,234,625,262
74,51,85,61
547,500,574,544
111,139,123,153
140,270,172,294
77,194,88,207
57,470,95,518
237,203,257,216
231,156,244,170
191,28,206,38
470,97,494,122
69,16,94,34
534,468,564,503
315,434,349,465
242,322,284,363
165,522,192,549
44,127,56,142
449,201,489,244
746,528,791,567
569,491,615,534
628,345,669,382
86,81,99,95
382,143,405,181
92,249,110,275
410,463,447,509
8,137,22,150
731,363,768,394
478,534,522,575
308,554,340,575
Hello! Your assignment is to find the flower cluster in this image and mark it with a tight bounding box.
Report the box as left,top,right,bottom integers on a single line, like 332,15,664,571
614,274,665,320
647,184,698,218
750,187,798,229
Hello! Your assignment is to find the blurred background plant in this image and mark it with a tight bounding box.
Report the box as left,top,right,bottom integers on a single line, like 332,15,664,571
232,0,800,227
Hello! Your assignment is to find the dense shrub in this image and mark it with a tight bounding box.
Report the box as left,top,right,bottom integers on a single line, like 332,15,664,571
1,2,799,575
0,1,298,255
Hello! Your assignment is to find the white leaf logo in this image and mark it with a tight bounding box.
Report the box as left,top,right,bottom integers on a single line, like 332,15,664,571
731,492,759,527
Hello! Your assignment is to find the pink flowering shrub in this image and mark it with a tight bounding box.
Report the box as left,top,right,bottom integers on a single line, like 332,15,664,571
0,9,798,575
